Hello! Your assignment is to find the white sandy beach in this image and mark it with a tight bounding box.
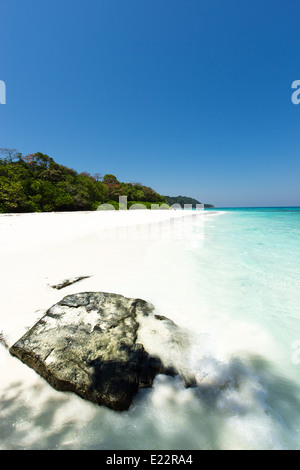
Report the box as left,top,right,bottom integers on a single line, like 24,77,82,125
2,208,298,451
0,208,219,450
0,209,209,345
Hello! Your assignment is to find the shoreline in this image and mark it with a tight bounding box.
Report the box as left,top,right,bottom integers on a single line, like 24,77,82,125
1,208,299,450
0,208,222,447
0,209,220,347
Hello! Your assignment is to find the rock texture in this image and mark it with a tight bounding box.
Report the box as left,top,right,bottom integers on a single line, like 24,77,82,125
9,292,193,411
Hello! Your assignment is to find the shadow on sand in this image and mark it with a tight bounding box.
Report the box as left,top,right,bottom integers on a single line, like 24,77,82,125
0,354,299,450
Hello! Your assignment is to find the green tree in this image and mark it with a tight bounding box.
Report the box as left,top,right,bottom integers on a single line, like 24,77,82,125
0,153,167,213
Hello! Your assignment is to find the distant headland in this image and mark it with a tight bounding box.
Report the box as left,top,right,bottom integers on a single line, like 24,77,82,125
164,195,214,209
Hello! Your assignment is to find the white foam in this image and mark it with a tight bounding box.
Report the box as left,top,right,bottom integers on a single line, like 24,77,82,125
0,210,299,450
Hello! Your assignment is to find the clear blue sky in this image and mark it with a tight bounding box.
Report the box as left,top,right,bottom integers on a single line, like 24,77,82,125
1,0,300,207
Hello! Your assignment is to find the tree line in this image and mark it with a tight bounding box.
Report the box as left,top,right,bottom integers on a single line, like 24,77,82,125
0,151,166,213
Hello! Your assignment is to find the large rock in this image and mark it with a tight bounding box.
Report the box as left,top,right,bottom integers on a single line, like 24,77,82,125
9,292,194,411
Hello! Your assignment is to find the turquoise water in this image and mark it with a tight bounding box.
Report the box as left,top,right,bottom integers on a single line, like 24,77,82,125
127,206,300,450
209,206,300,211
187,207,300,448
201,208,300,364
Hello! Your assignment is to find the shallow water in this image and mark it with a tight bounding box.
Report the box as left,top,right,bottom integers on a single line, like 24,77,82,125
1,208,300,450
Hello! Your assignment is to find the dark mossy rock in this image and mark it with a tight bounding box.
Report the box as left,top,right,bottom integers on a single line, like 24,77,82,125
9,292,193,411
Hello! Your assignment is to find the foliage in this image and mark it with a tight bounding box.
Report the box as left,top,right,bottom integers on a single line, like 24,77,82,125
164,195,202,208
127,201,169,210
0,152,167,213
164,195,214,209
96,200,169,210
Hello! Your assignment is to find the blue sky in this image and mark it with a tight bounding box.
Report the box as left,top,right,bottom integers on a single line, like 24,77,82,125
0,0,300,207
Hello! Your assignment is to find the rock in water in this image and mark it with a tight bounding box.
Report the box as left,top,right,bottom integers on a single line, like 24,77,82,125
9,292,192,411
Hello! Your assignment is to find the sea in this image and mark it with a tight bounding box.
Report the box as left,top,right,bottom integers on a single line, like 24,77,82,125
0,207,300,450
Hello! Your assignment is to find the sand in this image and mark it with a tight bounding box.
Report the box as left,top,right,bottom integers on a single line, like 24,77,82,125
0,209,207,343
0,208,217,449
